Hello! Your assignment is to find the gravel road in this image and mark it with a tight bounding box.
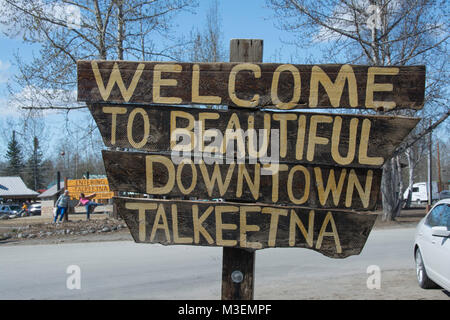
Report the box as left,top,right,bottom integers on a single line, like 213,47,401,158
0,226,448,300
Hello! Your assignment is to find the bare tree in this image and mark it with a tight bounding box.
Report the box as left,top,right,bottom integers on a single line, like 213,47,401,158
186,0,226,63
0,0,198,183
267,0,449,220
0,0,197,112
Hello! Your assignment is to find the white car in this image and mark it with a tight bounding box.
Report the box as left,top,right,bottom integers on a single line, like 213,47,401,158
414,199,450,291
29,203,41,215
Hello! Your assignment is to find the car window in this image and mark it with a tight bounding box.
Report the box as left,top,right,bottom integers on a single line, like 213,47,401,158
426,205,445,227
413,187,419,192
439,205,450,229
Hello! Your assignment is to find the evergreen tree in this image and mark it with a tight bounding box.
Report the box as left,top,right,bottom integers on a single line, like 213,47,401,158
5,130,23,177
24,136,45,190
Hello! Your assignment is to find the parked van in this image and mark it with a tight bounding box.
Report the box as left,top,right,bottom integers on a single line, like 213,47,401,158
403,182,439,204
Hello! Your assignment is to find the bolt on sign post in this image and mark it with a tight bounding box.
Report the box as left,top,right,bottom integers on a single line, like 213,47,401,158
77,39,425,300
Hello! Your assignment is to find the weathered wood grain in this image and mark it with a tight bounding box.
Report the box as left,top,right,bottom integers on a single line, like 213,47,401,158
114,197,377,258
78,61,425,110
89,104,419,168
223,38,261,301
222,247,255,300
103,150,382,210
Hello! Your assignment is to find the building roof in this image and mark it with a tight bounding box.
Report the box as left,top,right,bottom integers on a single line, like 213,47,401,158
38,181,64,198
0,176,39,198
82,174,107,179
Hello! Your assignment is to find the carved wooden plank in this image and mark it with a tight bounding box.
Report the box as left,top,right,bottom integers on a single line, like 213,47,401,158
77,61,425,110
114,197,377,258
103,150,382,210
89,104,419,168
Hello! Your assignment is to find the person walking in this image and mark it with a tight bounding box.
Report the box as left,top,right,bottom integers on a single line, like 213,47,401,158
54,190,70,224
75,193,102,220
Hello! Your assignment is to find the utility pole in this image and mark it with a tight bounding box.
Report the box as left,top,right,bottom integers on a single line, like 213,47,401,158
427,119,432,211
33,137,38,190
57,171,61,191
437,141,442,193
64,177,69,222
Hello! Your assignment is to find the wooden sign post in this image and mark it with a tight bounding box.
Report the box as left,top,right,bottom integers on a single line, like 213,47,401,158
222,39,261,300
77,38,425,301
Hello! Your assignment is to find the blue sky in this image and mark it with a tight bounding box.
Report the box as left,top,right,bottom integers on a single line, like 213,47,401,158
0,0,448,161
180,0,323,62
194,0,296,61
0,0,307,160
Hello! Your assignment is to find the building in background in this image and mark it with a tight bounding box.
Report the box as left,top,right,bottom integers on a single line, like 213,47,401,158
0,176,39,204
37,180,64,218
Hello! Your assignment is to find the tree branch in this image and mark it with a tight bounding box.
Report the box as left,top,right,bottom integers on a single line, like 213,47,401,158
392,110,450,157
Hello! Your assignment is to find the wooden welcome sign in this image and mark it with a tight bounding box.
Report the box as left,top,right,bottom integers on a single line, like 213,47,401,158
77,39,425,300
78,61,425,110
102,150,382,210
89,104,419,168
114,197,376,258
